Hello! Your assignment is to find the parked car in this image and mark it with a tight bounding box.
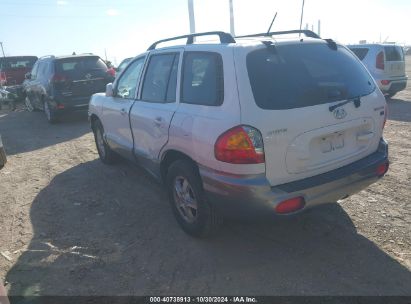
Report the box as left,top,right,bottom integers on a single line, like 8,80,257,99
116,57,133,75
24,54,114,123
89,30,389,237
348,44,408,98
0,56,38,102
0,134,7,170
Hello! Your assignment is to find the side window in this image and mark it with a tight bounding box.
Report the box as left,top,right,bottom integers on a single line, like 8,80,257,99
141,53,179,103
181,52,224,106
115,57,145,99
37,62,48,79
31,62,39,80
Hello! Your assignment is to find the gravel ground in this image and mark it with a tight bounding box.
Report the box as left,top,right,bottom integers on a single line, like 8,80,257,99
0,58,410,296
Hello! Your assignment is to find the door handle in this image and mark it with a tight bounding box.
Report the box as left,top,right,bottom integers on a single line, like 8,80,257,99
120,108,127,115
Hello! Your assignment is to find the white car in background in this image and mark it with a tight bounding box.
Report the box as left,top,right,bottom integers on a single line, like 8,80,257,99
348,44,408,98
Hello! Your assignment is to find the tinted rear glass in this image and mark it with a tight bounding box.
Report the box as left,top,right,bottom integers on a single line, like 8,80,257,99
349,48,369,60
384,46,404,61
247,43,375,110
0,56,37,70
55,57,107,78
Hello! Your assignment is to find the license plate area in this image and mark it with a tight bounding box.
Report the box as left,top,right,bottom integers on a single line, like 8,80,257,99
320,132,345,153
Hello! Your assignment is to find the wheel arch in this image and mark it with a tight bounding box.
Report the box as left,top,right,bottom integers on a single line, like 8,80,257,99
160,149,199,183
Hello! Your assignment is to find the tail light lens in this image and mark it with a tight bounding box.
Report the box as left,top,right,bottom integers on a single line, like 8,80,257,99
376,51,385,70
51,74,68,84
214,125,265,164
275,197,305,214
381,80,390,85
0,71,7,86
376,162,389,176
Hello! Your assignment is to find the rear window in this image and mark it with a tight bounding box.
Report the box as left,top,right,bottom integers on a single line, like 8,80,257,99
0,56,37,70
349,48,369,60
55,56,107,76
247,43,375,110
384,46,404,61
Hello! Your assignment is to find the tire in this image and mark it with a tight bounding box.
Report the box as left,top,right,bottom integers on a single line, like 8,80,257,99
44,101,58,124
166,160,223,237
92,119,117,165
386,92,396,99
25,96,35,112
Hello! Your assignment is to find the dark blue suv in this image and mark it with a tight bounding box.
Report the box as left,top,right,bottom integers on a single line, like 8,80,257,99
24,54,114,123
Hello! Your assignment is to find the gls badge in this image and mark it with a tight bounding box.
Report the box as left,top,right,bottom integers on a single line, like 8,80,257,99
333,107,347,119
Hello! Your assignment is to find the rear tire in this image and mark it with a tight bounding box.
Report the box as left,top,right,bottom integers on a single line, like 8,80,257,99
44,101,58,124
386,92,396,99
166,160,223,237
92,119,117,165
25,96,35,112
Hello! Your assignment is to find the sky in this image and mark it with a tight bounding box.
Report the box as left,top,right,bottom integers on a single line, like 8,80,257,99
0,0,410,66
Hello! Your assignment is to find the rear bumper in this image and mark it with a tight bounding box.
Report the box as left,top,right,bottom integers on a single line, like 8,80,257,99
377,76,408,93
200,139,389,217
49,96,90,114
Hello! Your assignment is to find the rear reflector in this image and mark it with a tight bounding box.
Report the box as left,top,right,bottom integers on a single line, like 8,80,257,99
0,71,6,86
381,80,391,85
57,104,65,109
376,162,389,176
275,197,305,214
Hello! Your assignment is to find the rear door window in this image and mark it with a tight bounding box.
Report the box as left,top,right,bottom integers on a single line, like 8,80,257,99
141,53,179,103
181,52,224,106
247,43,375,110
55,56,108,80
384,46,404,61
349,48,369,60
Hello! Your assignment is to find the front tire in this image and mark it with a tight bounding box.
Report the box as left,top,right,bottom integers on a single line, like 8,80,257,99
92,119,117,165
166,160,223,237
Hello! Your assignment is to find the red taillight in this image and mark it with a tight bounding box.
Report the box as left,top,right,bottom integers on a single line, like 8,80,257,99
107,68,115,77
376,51,385,70
381,80,390,85
376,162,389,176
0,71,7,85
214,125,265,164
275,197,305,214
57,104,65,109
51,74,68,83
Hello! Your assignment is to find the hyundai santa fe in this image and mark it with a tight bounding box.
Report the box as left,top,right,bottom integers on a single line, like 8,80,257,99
88,30,389,237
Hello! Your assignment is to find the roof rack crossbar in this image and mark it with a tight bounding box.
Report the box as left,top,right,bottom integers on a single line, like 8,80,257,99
147,31,236,51
236,30,321,39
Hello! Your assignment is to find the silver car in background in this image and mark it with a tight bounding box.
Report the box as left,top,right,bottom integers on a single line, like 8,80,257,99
349,44,408,98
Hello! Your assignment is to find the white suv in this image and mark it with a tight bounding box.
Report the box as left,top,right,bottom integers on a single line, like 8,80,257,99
348,44,408,98
89,30,389,237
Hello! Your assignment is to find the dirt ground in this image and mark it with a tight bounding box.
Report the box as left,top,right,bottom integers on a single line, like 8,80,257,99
0,58,410,296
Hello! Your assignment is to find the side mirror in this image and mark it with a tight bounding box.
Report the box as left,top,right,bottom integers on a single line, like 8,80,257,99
25,72,31,80
106,83,114,97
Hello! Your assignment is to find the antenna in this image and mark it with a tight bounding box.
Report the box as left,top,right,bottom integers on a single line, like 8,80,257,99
266,12,278,35
299,0,305,38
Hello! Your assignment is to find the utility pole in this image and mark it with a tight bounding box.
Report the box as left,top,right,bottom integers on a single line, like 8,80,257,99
229,0,235,36
0,42,5,58
318,20,321,36
187,0,196,34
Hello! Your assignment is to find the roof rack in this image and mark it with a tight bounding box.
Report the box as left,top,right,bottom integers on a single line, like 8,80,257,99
236,30,321,39
147,31,236,51
39,55,55,59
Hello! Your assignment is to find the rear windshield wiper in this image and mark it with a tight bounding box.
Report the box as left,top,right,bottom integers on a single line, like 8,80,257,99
329,96,361,112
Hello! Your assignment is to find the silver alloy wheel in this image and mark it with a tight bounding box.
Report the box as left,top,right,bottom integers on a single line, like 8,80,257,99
173,176,198,223
95,127,106,159
44,102,51,121
25,97,34,112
